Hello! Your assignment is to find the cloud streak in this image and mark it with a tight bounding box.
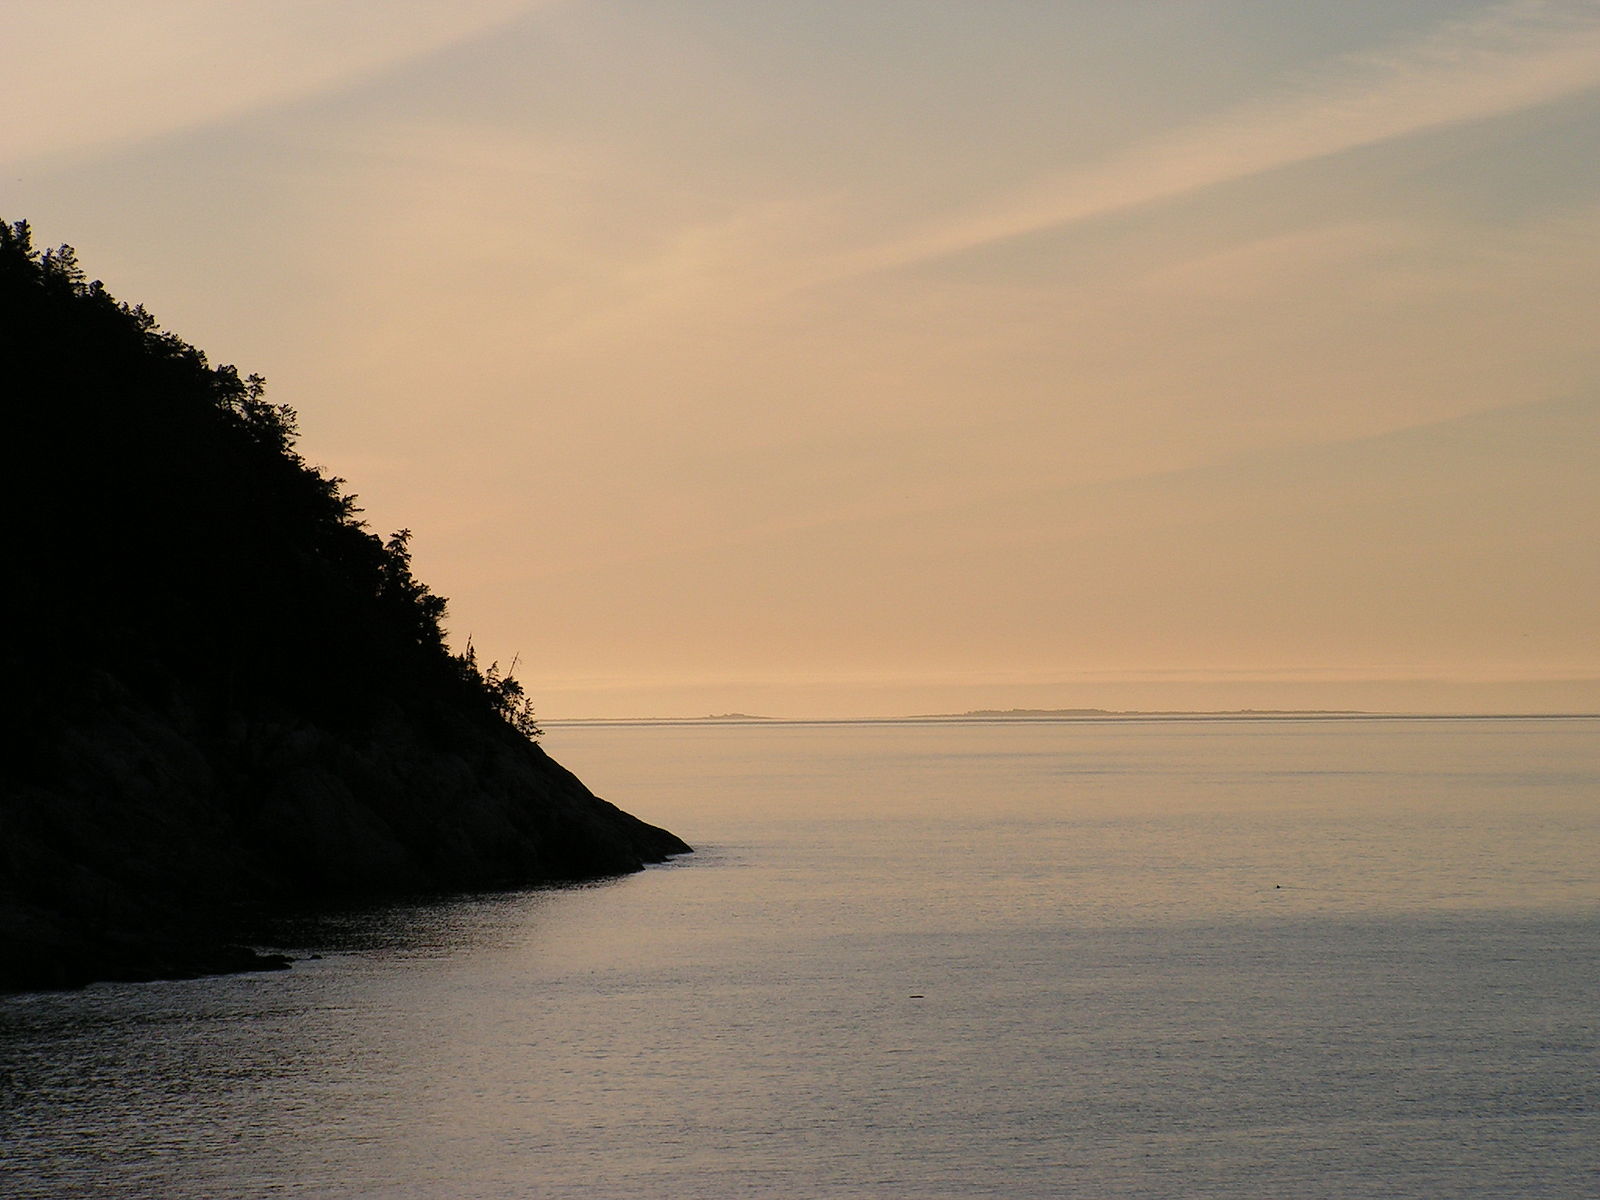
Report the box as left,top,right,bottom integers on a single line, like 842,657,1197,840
2,0,549,167
827,0,1600,280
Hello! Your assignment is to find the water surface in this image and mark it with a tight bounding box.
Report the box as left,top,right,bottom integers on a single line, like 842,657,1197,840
3,717,1596,1197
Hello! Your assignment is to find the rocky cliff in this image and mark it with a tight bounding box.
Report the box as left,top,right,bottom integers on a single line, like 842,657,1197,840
0,222,688,991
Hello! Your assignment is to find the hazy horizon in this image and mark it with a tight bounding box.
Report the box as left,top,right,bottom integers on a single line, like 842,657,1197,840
8,1,1597,719
539,704,1600,724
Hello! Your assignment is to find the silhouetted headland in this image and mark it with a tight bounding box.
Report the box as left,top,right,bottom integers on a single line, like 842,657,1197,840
0,222,689,993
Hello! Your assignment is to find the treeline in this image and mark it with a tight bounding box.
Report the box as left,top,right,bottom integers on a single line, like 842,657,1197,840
0,220,687,990
1,219,535,742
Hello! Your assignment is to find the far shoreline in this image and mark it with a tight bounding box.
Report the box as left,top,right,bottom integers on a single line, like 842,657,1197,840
542,710,1600,728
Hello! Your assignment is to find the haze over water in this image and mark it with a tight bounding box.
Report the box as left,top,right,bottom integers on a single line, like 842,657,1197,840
4,717,1595,1198
7,5,1598,1194
9,3,1600,720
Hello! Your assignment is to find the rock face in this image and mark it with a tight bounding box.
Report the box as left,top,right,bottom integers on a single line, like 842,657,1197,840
3,679,688,992
0,222,688,992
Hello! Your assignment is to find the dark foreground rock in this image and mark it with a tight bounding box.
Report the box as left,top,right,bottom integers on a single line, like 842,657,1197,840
2,676,690,994
0,222,689,992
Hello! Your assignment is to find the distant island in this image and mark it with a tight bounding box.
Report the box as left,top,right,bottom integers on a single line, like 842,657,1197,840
546,713,776,724
0,222,689,992
912,708,1372,718
545,708,1377,725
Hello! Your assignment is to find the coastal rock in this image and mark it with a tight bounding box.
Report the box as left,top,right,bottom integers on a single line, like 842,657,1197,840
0,221,689,992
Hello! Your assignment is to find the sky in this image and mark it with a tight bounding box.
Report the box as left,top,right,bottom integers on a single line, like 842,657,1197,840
6,0,1599,717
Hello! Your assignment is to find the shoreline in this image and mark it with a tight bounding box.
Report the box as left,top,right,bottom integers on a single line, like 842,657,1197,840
542,711,1600,728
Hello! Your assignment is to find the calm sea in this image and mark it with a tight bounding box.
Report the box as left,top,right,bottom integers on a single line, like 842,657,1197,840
3,717,1596,1198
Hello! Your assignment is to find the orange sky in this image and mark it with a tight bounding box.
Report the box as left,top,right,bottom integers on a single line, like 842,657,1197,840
7,1,1598,715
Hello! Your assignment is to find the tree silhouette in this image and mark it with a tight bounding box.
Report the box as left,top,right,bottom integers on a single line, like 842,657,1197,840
2,217,540,741
1,219,688,991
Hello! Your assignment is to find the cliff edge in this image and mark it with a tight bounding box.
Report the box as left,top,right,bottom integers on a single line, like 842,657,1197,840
0,222,689,992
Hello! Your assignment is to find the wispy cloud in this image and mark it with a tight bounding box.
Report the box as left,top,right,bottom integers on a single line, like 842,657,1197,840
1,0,551,167
826,0,1600,279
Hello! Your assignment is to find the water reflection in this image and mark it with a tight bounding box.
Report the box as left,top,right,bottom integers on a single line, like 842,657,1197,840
3,719,1596,1199
265,886,579,958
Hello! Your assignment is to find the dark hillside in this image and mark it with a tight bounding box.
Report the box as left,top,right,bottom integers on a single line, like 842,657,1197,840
0,221,689,992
